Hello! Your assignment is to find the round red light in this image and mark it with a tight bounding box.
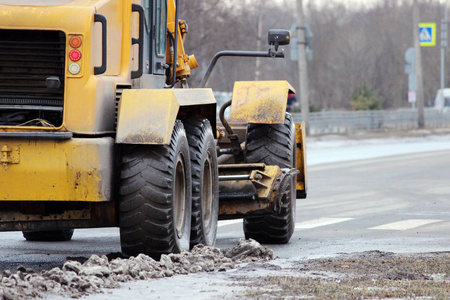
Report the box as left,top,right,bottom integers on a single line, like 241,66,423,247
69,49,82,62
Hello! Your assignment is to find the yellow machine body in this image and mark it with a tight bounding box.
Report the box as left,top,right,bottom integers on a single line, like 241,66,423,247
0,0,135,134
296,122,307,198
116,88,216,145
0,137,114,201
0,0,307,241
0,0,208,204
229,81,295,124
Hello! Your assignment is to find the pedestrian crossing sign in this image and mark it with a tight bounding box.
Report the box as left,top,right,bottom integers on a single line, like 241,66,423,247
419,23,436,47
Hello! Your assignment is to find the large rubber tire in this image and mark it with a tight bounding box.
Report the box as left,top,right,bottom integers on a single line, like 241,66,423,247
119,120,192,259
243,113,297,244
182,118,219,248
22,229,74,242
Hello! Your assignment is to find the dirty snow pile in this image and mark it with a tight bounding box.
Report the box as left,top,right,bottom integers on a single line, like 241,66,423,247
0,239,273,299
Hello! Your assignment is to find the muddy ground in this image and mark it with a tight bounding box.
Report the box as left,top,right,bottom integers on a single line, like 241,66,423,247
234,251,450,299
1,240,450,299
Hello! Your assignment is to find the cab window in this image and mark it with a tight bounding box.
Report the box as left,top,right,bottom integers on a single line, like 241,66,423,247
155,0,167,57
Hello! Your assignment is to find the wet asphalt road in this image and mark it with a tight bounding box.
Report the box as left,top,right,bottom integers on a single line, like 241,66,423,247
217,150,450,258
1,149,450,271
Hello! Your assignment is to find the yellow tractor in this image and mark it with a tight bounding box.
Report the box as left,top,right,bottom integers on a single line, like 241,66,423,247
0,0,307,259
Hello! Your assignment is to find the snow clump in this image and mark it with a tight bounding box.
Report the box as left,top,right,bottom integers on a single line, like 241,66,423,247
0,239,273,299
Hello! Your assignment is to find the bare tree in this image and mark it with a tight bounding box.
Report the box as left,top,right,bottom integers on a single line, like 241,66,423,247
181,0,445,110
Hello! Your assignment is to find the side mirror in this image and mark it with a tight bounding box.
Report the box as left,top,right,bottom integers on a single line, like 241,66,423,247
268,29,290,51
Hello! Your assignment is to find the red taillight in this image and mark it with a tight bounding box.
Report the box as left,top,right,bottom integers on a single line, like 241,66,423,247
69,49,81,62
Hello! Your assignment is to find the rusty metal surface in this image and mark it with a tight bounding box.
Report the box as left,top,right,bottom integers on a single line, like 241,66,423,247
0,219,114,231
218,168,298,220
218,164,300,219
218,199,274,220
218,163,266,172
217,125,247,146
0,209,91,222
219,180,256,199
0,201,117,231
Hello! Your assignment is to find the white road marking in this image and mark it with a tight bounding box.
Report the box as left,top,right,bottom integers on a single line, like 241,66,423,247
369,219,442,231
295,217,353,229
218,220,242,227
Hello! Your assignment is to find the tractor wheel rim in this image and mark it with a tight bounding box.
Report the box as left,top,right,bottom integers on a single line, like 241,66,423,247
174,154,186,239
202,152,213,233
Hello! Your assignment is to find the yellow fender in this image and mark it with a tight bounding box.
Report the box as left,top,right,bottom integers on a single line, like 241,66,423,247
229,81,295,124
116,88,216,145
296,122,308,199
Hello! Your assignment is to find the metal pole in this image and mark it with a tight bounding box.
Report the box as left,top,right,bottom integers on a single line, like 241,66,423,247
296,0,310,135
413,0,425,128
441,0,448,93
254,0,265,81
199,50,284,88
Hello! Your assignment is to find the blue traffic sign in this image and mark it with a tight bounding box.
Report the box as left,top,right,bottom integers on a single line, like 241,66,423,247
419,23,436,47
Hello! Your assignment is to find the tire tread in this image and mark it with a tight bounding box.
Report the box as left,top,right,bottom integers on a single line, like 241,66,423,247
243,113,296,244
119,120,191,259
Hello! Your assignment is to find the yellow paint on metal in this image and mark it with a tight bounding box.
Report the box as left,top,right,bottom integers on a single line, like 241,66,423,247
218,197,273,217
116,89,179,144
229,81,295,124
116,88,216,144
166,0,197,80
218,164,282,217
296,122,307,194
95,0,125,76
0,1,134,134
0,137,114,201
0,145,20,171
250,166,281,200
